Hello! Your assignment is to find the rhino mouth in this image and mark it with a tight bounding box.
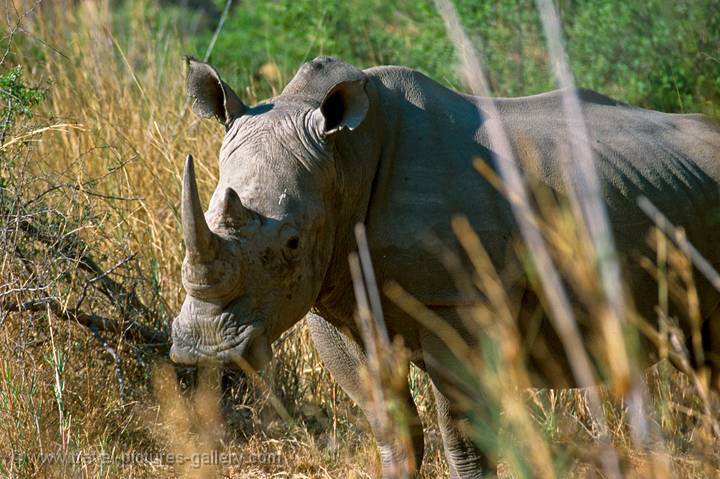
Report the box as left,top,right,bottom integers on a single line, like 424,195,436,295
170,313,272,370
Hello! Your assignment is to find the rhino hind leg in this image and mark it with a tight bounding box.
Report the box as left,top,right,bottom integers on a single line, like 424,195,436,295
661,302,720,396
702,305,720,392
306,313,424,477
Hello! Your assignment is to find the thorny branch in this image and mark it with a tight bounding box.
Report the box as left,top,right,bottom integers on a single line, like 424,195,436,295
1,169,169,398
0,204,169,347
0,184,170,399
12,215,158,322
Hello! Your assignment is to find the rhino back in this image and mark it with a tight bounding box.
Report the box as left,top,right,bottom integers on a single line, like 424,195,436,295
362,66,720,315
498,90,720,315
495,89,720,227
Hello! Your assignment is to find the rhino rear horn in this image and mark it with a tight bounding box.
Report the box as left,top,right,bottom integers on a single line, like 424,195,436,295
219,187,258,228
182,154,218,262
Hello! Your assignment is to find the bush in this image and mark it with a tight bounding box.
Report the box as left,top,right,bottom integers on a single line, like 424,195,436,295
193,0,720,116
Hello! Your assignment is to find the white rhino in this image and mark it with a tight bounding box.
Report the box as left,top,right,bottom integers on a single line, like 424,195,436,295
170,56,720,477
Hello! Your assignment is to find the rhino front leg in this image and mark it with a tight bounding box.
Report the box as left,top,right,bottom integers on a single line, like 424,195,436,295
306,313,424,477
421,330,491,478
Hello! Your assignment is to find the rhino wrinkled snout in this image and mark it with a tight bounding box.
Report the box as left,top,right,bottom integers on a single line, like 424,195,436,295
170,310,272,371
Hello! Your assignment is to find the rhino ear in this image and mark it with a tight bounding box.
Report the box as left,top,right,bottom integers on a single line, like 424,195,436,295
185,56,246,125
312,78,368,135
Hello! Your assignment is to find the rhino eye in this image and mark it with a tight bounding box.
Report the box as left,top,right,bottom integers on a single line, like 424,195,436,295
282,236,300,262
286,236,300,250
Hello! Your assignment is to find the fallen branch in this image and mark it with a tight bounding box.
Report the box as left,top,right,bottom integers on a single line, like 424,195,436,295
14,218,157,321
1,297,168,349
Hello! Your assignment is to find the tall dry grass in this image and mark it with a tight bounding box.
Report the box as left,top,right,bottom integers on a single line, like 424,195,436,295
0,0,719,478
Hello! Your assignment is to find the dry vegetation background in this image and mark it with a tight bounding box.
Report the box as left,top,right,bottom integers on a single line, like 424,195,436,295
0,0,719,478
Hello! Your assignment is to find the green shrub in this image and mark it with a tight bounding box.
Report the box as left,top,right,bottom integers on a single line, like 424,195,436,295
188,0,719,116
0,65,46,138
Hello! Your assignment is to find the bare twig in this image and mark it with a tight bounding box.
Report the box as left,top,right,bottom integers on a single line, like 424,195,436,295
23,168,145,208
89,325,127,402
0,0,43,66
75,253,137,310
0,284,52,299
87,253,137,285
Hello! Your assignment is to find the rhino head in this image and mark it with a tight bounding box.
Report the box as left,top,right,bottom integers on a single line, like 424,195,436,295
170,57,371,370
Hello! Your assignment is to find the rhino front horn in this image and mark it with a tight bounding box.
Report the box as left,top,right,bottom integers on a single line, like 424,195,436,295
182,154,217,262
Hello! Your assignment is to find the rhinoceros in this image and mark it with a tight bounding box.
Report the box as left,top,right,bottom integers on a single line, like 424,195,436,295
170,56,720,477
